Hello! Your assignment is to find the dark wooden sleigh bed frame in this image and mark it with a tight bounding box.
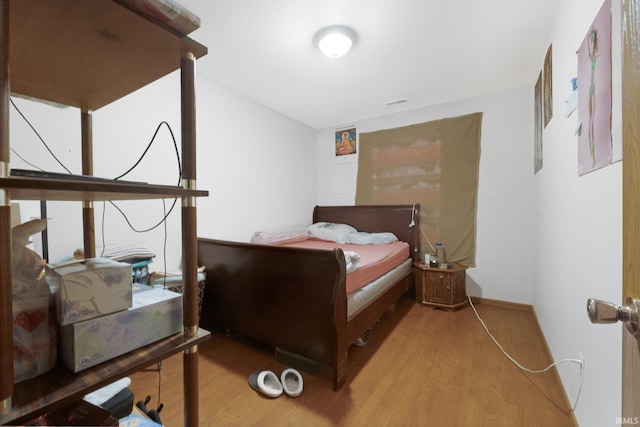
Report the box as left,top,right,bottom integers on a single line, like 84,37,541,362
197,204,420,390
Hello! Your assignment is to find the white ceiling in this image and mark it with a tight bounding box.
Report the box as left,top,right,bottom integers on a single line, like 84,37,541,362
178,0,559,130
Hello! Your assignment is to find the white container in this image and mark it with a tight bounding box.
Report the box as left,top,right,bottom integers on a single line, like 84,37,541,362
435,242,446,268
46,258,132,325
59,285,183,372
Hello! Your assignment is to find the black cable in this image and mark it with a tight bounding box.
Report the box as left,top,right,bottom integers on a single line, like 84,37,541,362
107,119,182,234
10,97,72,174
115,120,182,185
10,147,44,171
157,360,163,411
107,198,178,233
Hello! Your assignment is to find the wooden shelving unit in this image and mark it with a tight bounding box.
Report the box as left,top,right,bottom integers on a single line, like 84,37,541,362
0,1,210,425
1,176,209,202
1,329,210,426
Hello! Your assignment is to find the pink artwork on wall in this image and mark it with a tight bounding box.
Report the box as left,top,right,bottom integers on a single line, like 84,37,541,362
577,0,612,176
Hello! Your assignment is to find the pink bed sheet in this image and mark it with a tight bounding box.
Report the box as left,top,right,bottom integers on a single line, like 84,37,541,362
281,240,410,294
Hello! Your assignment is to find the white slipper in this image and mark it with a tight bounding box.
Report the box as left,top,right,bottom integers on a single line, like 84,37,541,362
280,368,303,397
249,370,283,398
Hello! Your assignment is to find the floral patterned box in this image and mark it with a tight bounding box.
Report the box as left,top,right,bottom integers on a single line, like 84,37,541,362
59,285,183,372
46,258,133,326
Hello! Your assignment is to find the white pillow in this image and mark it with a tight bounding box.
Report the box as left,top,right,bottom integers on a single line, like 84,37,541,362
344,232,399,245
92,241,156,261
250,226,309,245
307,222,357,244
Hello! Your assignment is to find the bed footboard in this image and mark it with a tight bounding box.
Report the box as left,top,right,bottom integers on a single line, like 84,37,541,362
198,204,420,391
198,238,348,381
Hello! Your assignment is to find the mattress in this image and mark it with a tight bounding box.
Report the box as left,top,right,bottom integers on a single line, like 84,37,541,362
281,240,410,293
347,259,413,318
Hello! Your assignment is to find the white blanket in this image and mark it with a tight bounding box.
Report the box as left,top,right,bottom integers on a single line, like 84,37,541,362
343,251,361,273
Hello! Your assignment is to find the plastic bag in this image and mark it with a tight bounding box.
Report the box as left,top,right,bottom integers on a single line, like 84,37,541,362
11,219,57,383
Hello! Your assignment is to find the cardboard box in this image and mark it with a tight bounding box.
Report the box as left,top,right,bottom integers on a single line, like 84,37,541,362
46,258,132,325
59,286,183,372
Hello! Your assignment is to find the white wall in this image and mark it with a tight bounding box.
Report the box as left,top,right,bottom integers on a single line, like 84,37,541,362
535,0,623,426
195,78,317,242
10,72,316,271
316,86,536,305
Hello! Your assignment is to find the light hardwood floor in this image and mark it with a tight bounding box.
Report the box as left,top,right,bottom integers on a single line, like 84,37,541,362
129,297,578,426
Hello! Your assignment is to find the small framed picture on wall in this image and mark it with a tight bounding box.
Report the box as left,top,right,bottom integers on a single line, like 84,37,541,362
543,44,553,128
335,127,357,156
534,71,543,174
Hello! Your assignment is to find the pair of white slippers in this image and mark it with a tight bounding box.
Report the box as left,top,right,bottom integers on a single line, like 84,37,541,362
248,368,303,398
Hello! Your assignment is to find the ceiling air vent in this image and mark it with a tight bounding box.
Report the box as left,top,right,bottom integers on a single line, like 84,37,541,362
384,98,407,107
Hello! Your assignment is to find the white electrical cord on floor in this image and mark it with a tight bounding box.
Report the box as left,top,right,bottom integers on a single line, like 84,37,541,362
467,295,585,411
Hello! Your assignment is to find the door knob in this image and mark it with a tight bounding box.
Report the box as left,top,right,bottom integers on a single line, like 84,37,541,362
587,297,640,337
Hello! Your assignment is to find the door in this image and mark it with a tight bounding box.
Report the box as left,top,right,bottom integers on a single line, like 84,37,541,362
622,0,640,417
589,0,640,418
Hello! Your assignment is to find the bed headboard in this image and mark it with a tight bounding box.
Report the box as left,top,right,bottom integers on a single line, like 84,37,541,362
312,204,420,261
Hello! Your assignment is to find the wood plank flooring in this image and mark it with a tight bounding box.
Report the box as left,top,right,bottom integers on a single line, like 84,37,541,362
128,298,578,426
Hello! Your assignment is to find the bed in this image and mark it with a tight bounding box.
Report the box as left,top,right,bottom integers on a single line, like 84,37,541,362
197,204,420,391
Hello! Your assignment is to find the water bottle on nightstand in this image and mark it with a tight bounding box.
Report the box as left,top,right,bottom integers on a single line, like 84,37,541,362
435,242,445,268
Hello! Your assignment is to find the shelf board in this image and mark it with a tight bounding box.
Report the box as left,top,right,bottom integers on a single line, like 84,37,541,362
1,176,208,201
0,328,211,425
9,0,208,111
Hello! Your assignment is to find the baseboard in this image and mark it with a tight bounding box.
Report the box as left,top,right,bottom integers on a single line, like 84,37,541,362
470,296,533,312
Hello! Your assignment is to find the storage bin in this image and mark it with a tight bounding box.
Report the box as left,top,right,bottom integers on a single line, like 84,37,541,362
131,259,152,285
150,272,205,320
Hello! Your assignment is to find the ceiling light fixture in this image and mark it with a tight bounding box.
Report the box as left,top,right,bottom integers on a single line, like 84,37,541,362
314,26,357,59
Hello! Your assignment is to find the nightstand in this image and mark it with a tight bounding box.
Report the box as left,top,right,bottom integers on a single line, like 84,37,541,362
414,262,468,310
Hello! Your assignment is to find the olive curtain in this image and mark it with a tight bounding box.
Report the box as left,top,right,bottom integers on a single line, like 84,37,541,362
355,112,482,266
